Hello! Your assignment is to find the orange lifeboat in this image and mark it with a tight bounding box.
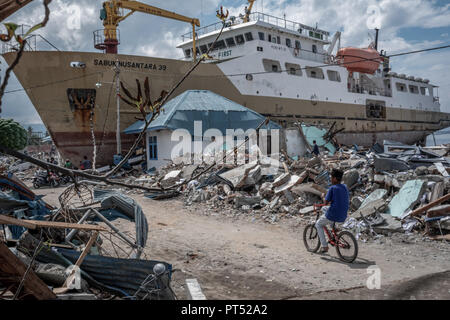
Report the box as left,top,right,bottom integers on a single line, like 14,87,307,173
336,47,382,74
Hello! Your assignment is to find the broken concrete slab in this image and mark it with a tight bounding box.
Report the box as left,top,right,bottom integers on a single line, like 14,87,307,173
359,189,387,210
353,198,387,219
300,206,315,215
343,170,359,189
435,162,449,177
235,195,262,207
291,183,327,197
430,182,445,202
219,163,260,189
427,205,450,218
160,170,182,188
374,157,410,172
272,173,291,188
387,180,426,218
373,213,403,234
274,171,308,195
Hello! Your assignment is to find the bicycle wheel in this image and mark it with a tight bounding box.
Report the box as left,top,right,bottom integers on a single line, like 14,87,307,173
336,231,358,263
303,224,320,253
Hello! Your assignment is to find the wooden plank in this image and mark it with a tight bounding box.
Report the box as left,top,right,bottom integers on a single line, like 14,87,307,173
0,241,56,300
0,215,106,231
0,215,37,229
411,193,450,217
74,231,98,267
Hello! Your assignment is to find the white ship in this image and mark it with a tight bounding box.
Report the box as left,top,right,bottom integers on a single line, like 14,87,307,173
2,0,449,165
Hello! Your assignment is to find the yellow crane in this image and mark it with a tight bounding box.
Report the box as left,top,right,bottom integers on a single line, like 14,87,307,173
97,0,200,60
243,0,256,23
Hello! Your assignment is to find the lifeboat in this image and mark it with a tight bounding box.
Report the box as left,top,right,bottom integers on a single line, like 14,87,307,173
336,47,382,74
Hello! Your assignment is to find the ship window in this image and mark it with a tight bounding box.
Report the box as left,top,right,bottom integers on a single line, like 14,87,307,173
245,32,254,41
285,63,302,76
286,38,292,48
268,34,272,42
67,89,96,112
420,87,426,95
200,45,208,54
258,32,265,41
327,70,341,82
263,59,282,73
225,37,236,47
295,40,301,49
213,40,226,50
235,34,245,45
306,67,324,79
195,47,200,55
396,82,407,92
409,85,419,94
271,35,277,43
276,36,281,44
185,49,191,57
312,44,317,53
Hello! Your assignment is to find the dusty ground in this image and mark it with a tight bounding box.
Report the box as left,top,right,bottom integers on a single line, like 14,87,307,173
36,185,450,300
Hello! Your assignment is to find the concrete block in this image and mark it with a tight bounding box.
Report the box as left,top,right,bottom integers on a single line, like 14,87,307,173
387,180,426,218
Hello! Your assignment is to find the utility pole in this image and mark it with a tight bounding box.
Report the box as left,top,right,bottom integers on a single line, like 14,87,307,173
114,60,121,155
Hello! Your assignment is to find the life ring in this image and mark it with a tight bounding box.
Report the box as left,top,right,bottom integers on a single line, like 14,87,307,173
294,48,300,56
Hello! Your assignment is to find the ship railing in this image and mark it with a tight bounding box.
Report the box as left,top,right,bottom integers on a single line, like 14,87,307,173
181,12,329,42
1,33,59,54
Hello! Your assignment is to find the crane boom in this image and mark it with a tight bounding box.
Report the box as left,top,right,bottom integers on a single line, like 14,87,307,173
98,0,200,58
243,0,256,23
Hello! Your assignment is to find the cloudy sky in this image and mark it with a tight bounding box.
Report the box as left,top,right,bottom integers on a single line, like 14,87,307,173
1,0,449,127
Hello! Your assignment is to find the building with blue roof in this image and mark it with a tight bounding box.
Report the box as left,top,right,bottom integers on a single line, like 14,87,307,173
124,90,281,168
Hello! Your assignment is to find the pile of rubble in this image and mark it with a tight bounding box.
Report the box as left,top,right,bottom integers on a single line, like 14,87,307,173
0,173,174,300
142,141,450,241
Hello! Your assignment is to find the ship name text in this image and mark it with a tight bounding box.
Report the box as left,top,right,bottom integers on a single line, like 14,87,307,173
93,59,167,71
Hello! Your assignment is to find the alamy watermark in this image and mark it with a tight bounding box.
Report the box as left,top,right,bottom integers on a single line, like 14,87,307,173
366,265,381,290
168,121,281,168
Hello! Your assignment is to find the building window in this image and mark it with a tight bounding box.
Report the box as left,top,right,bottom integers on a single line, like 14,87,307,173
312,44,317,53
258,32,265,41
235,34,245,45
286,38,292,48
225,37,236,47
148,136,158,160
200,45,208,54
245,32,254,41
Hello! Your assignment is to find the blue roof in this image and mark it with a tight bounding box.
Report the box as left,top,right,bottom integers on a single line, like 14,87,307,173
124,90,280,135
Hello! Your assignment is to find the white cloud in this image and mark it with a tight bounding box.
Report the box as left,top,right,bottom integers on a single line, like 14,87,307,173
1,0,449,124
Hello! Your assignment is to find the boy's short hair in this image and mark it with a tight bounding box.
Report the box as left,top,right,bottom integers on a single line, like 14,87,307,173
331,169,344,182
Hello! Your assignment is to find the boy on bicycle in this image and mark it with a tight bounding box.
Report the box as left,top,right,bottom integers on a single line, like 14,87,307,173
316,169,349,253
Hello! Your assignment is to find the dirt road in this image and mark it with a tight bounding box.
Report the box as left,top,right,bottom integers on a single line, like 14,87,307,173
38,186,450,300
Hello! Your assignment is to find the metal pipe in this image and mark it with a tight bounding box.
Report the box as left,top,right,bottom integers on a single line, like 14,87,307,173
91,209,137,250
65,209,93,243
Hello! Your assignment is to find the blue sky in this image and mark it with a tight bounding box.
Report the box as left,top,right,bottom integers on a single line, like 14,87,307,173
1,0,449,127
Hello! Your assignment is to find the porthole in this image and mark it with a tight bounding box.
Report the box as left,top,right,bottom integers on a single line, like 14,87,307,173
246,74,253,81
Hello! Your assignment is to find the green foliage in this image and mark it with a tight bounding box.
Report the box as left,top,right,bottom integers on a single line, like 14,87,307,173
0,118,28,150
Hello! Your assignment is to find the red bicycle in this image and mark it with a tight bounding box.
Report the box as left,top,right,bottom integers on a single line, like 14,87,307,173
303,204,358,263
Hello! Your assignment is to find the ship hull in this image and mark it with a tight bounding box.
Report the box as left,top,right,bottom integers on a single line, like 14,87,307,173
3,51,450,165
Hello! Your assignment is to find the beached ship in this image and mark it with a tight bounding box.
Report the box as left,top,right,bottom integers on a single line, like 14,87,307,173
2,0,449,165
